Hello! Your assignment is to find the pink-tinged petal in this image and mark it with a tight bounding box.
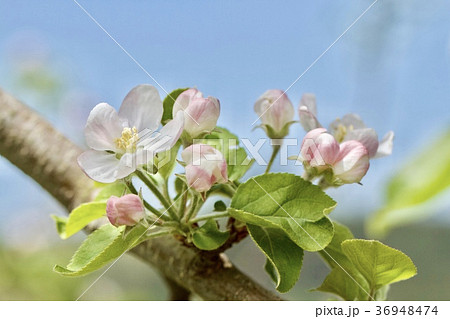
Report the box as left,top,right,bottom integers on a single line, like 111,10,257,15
139,111,184,155
299,93,317,115
107,194,145,227
316,132,340,165
299,106,322,131
254,89,294,134
185,164,213,192
300,128,338,166
344,128,379,158
333,141,370,183
84,103,123,151
119,84,163,132
374,131,394,158
77,150,122,183
184,96,220,137
172,88,203,115
329,114,366,136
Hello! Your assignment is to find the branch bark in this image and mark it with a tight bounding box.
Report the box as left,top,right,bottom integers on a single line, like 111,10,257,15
0,88,281,301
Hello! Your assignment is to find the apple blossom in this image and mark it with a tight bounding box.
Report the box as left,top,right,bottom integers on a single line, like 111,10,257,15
173,88,220,138
106,194,145,227
298,93,322,132
254,89,295,139
181,144,228,193
77,84,184,183
300,128,370,184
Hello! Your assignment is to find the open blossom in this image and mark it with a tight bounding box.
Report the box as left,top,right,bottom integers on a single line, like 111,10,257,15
78,84,184,183
300,128,369,184
173,88,220,138
181,144,228,192
254,89,294,139
298,93,394,159
106,194,145,227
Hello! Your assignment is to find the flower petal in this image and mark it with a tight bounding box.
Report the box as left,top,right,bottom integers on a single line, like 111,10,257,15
299,93,317,115
84,103,123,151
374,131,394,158
333,141,370,183
77,150,123,183
119,84,163,132
172,88,203,115
139,111,184,155
329,113,366,136
344,127,379,158
299,105,322,131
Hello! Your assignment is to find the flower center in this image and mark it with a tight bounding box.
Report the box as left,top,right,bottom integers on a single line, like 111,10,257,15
115,127,139,152
335,124,354,143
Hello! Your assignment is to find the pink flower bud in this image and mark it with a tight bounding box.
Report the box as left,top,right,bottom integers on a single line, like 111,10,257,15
106,194,145,227
332,141,370,184
181,144,228,193
173,88,220,138
300,128,340,168
254,89,294,138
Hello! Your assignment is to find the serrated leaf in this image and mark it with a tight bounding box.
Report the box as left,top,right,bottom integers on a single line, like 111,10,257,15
229,173,336,251
192,219,229,250
368,129,450,237
62,202,107,239
247,224,303,293
203,127,254,181
54,224,149,277
51,215,68,237
341,239,417,290
319,222,354,270
162,88,188,124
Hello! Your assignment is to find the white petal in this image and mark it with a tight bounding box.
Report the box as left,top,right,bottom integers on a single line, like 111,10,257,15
374,131,394,158
329,113,366,135
299,93,317,115
77,150,122,183
344,128,379,158
119,84,163,132
139,111,184,155
84,103,123,151
299,106,322,131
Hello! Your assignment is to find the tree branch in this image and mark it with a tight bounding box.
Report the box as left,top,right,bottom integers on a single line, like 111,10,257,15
0,87,281,301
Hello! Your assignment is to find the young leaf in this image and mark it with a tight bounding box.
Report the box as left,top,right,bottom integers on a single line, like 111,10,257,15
247,224,303,293
214,200,227,212
62,202,107,239
51,215,68,238
368,129,450,237
192,219,229,250
161,88,188,124
156,142,181,179
229,173,336,251
54,224,149,277
319,222,354,270
341,239,417,290
94,182,127,201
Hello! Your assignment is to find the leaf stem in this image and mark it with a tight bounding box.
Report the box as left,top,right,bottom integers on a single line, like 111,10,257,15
177,183,188,219
265,144,281,174
189,211,229,224
135,170,178,221
185,195,200,222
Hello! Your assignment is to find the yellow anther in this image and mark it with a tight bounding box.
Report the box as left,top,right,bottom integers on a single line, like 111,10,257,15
115,127,139,152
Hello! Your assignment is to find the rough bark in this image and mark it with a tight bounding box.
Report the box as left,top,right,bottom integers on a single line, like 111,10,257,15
0,87,281,301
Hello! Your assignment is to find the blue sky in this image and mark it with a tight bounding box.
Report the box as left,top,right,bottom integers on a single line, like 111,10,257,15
1,0,449,230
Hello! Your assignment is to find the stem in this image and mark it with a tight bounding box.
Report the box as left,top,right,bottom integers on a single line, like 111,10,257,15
124,180,169,221
185,195,200,222
189,211,229,224
177,183,188,219
145,229,173,239
135,170,178,221
265,144,281,174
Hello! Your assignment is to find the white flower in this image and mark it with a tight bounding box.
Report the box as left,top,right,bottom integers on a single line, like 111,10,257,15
78,84,184,183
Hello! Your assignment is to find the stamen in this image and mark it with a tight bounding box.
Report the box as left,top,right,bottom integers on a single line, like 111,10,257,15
115,127,139,152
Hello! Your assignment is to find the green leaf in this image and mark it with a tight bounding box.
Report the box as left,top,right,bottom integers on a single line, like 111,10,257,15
162,88,189,124
214,200,227,212
319,222,354,270
204,127,254,181
192,219,229,250
247,224,303,293
61,202,107,239
94,182,127,201
368,129,450,237
229,173,336,251
54,224,149,276
341,239,417,290
156,142,181,179
51,215,68,237
315,267,370,301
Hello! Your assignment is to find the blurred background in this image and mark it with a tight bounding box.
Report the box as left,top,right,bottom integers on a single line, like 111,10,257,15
0,0,449,300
